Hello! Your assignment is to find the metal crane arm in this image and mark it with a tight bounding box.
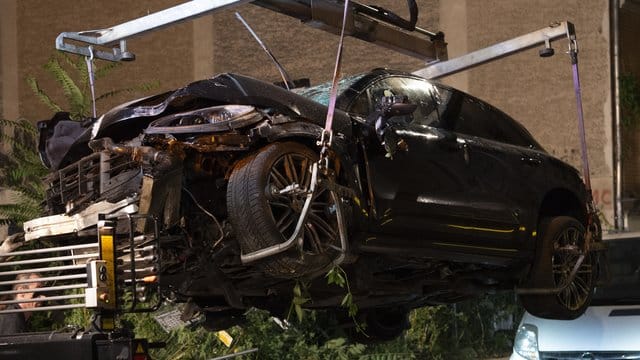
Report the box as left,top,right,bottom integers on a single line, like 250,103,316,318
414,21,576,79
56,0,447,63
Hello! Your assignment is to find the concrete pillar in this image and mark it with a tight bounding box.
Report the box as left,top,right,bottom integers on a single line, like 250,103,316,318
1,0,19,121
0,0,19,240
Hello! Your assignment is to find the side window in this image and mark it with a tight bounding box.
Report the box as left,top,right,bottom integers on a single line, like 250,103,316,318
451,94,537,148
349,76,453,128
452,96,495,139
492,113,539,148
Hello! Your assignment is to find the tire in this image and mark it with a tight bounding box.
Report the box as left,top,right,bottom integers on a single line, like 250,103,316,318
519,216,594,320
227,142,341,278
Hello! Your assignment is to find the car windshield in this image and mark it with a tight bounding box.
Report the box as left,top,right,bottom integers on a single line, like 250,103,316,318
293,74,366,106
591,236,640,306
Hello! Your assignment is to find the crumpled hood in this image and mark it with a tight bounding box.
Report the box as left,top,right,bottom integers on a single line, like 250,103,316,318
95,72,351,139
38,73,351,170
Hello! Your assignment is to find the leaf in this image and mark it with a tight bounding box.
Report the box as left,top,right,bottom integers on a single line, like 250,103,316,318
294,303,304,323
44,57,86,117
293,282,302,297
26,77,63,113
348,302,359,317
326,266,346,288
94,60,122,80
340,293,352,307
326,337,346,348
0,118,47,225
292,296,309,306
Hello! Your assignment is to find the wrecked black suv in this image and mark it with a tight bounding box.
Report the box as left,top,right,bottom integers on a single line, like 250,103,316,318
26,68,603,341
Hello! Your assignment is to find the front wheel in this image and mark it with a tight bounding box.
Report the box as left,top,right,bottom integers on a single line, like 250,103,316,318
227,142,342,278
519,216,595,320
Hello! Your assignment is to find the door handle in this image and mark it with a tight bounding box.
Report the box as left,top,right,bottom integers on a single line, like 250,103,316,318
461,142,470,163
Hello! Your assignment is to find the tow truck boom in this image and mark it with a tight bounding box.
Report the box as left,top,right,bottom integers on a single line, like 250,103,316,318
56,0,447,63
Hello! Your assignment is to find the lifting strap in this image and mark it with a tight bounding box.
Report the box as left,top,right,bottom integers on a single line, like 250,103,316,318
319,0,350,166
85,46,97,118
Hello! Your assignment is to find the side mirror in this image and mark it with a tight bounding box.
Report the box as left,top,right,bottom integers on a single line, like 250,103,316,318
365,95,416,158
367,95,417,139
381,96,418,118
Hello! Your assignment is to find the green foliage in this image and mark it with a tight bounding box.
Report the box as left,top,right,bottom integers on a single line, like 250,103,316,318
231,309,367,360
398,293,521,359
27,51,159,120
0,118,48,226
291,281,311,322
621,72,640,128
44,293,513,359
121,312,226,360
116,308,362,360
326,266,358,317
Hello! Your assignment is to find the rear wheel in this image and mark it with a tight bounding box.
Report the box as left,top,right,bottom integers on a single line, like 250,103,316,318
227,142,341,278
520,216,594,319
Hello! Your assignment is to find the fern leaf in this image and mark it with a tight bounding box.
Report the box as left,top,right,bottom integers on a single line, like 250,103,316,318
0,218,17,226
0,203,40,225
44,57,86,118
0,118,38,135
26,77,63,113
59,51,83,73
73,53,90,93
0,132,19,147
94,61,122,80
14,118,39,135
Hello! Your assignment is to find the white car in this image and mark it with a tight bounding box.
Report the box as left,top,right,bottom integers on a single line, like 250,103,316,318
511,234,640,360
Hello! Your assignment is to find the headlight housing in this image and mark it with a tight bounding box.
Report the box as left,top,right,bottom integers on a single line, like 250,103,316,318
513,324,540,360
146,105,262,135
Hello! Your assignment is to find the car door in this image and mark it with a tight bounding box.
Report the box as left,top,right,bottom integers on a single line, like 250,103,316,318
350,76,489,245
444,92,543,251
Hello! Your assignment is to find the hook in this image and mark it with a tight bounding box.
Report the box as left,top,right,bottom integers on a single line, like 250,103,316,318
87,45,95,61
85,46,97,118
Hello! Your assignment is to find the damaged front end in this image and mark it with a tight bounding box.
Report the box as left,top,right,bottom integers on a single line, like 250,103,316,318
19,72,354,317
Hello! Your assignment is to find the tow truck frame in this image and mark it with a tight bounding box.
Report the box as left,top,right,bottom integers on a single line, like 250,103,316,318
0,1,596,359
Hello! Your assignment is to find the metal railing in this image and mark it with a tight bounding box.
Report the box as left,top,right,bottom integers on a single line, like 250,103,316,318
0,214,161,316
0,242,98,314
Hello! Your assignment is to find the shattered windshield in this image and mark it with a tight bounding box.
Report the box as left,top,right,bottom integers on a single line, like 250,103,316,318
293,74,366,106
